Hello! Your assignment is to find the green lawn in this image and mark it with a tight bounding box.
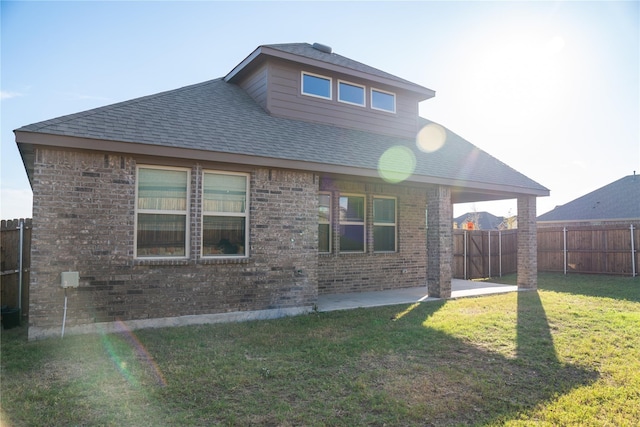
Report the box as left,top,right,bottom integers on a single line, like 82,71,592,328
2,273,639,426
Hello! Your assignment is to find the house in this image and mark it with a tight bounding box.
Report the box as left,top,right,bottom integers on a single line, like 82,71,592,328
538,174,640,227
454,211,507,230
15,42,548,339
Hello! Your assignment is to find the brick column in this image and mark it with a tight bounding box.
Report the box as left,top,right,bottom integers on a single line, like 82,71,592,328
427,185,452,298
517,195,537,289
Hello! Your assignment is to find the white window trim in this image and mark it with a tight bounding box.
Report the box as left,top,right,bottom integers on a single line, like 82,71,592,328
337,80,366,107
201,170,250,259
134,165,190,260
301,71,332,100
371,87,396,113
339,193,366,253
318,192,332,253
373,196,397,253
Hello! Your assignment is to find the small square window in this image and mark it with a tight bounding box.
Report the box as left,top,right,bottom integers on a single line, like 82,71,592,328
371,88,396,113
338,81,365,106
302,72,332,99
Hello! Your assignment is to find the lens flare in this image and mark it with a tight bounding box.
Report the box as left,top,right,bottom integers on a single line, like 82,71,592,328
101,320,167,387
416,123,446,153
378,146,416,183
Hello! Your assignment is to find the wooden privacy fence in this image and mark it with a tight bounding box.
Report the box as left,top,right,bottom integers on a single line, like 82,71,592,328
1,219,31,317
538,225,639,276
454,224,639,279
453,229,518,279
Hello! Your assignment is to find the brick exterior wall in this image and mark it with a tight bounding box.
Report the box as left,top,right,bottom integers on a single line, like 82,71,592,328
317,178,427,294
426,185,453,298
29,148,318,339
517,195,537,289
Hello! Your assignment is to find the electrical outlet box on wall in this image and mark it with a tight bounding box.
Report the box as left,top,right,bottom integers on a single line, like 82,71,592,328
61,271,79,288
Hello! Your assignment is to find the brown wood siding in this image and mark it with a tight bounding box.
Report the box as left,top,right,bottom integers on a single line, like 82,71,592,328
238,64,268,110
266,59,421,139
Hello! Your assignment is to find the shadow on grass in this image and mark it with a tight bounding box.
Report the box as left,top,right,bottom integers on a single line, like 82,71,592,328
364,293,600,426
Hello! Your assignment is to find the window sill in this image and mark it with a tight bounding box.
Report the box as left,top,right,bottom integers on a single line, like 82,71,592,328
199,257,250,265
134,258,191,266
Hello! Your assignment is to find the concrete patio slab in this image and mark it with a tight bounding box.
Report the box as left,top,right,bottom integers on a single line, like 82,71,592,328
317,279,518,312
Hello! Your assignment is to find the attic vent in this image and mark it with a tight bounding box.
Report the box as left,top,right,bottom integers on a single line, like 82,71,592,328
312,43,332,54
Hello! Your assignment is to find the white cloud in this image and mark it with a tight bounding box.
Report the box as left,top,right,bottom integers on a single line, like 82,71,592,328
0,189,33,220
0,91,24,100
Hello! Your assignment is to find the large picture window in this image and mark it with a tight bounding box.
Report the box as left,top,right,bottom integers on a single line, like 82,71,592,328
318,193,331,253
302,72,332,99
202,171,249,257
339,195,365,252
373,197,397,252
136,166,189,258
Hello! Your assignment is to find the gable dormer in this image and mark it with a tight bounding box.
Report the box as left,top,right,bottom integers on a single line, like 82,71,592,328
224,43,435,139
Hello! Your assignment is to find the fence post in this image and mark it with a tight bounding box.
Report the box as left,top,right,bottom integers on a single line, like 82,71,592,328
18,219,24,311
563,227,567,275
499,230,502,277
463,230,467,280
631,224,636,277
488,230,491,278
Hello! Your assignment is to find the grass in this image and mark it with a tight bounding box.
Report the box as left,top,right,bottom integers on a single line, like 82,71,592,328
1,273,639,426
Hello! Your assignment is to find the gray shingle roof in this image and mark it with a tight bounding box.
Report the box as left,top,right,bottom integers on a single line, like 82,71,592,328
16,77,547,196
537,175,640,221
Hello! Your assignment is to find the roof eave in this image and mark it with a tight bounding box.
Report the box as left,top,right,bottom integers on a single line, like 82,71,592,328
15,130,549,201
224,45,263,83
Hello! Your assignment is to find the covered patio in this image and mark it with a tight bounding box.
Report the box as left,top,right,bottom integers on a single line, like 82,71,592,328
317,279,518,312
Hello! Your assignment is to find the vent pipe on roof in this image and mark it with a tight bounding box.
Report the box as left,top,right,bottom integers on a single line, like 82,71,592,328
312,43,332,54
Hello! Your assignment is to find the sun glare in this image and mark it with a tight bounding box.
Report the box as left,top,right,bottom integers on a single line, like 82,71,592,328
546,35,565,54
378,146,416,183
416,123,447,153
463,33,569,128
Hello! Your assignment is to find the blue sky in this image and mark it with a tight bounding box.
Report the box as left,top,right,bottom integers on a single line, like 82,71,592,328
2,1,638,220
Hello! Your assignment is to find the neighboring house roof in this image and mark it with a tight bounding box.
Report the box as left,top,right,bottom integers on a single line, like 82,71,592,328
454,211,505,230
537,175,640,222
15,43,549,204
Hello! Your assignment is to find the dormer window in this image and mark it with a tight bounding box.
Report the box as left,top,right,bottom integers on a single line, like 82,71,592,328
371,88,396,113
300,70,398,116
302,72,332,99
338,80,365,107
